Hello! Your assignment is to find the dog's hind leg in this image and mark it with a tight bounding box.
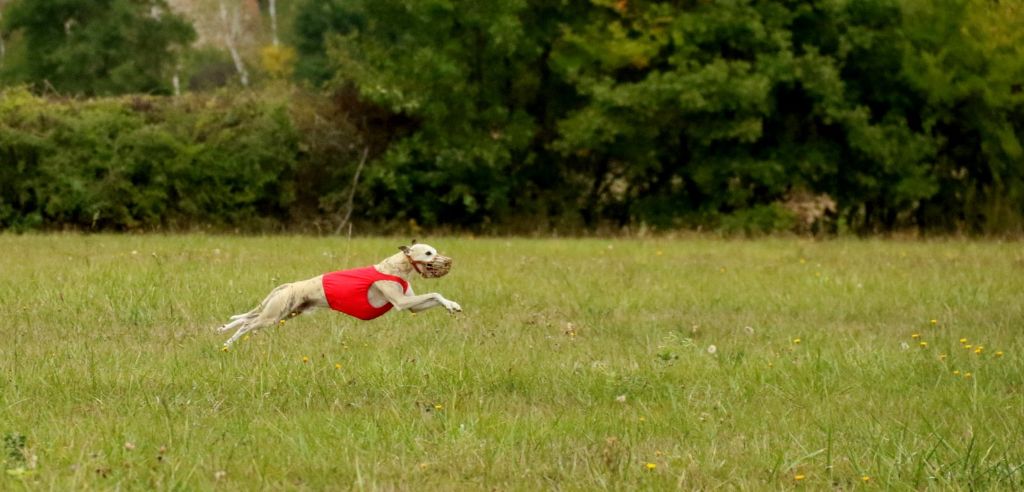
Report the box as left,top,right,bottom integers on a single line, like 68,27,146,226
218,283,292,332
217,315,250,333
222,287,298,347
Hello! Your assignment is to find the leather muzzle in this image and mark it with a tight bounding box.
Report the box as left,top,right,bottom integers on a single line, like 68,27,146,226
418,255,452,278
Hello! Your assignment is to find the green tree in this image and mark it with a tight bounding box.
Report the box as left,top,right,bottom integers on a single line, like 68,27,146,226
301,0,582,228
903,0,1024,232
0,0,194,96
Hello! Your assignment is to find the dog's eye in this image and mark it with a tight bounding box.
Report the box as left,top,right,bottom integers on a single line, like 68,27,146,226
426,252,433,256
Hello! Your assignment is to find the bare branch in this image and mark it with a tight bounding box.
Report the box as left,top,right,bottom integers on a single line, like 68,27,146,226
336,146,371,235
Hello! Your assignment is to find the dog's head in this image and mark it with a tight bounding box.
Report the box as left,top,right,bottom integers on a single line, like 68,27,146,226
399,241,452,278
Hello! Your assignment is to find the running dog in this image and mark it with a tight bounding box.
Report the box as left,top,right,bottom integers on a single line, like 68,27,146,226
217,241,460,348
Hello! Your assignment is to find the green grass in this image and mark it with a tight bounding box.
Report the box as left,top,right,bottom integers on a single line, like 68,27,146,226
1,234,1022,490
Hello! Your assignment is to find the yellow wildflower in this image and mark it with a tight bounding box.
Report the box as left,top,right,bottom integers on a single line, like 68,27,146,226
964,372,973,379
794,474,806,481
434,404,443,411
793,338,802,345
964,344,973,350
302,356,309,363
931,319,938,325
920,342,928,348
862,476,871,482
974,347,983,354
334,363,342,369
645,463,656,471
911,333,921,339
960,338,968,344
995,351,1004,357
953,370,960,376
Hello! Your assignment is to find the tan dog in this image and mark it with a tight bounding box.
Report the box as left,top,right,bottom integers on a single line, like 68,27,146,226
217,241,460,348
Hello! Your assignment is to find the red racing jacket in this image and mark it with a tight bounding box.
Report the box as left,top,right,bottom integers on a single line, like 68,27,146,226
321,266,409,320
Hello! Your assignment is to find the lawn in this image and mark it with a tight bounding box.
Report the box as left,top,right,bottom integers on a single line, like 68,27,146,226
1,234,1022,490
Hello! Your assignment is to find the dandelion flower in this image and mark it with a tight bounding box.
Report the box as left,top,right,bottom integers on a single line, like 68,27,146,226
995,351,1004,357
960,338,968,344
974,347,983,354
279,320,286,326
964,344,972,350
302,356,309,363
920,342,928,348
953,370,960,376
964,372,973,379
794,474,806,481
862,475,871,482
911,333,921,339
931,319,938,325
639,416,646,422
645,463,656,471
334,363,342,370
793,338,802,345
220,346,229,352
434,404,444,411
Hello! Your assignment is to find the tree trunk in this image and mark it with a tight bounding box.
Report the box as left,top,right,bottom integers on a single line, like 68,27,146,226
219,0,249,87
1,5,7,69
269,0,279,46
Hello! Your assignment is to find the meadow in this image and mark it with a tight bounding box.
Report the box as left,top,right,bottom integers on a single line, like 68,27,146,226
0,234,1022,490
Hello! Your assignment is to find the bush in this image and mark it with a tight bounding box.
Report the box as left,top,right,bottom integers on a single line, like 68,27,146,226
0,87,302,231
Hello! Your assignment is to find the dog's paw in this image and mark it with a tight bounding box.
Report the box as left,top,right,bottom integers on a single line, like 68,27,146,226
444,301,462,313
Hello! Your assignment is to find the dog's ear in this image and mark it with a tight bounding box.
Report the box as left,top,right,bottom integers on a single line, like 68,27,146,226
399,245,410,254
410,239,418,245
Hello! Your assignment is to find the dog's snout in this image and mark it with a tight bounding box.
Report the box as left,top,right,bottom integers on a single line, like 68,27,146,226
422,255,452,278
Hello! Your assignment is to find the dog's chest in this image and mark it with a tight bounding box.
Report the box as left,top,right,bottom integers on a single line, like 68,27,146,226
366,283,412,308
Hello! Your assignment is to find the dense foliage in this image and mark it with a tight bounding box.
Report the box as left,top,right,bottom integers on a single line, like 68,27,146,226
298,0,1024,234
0,0,1022,233
0,88,300,230
0,0,194,95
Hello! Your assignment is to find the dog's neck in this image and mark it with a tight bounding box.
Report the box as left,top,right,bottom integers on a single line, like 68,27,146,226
374,251,417,281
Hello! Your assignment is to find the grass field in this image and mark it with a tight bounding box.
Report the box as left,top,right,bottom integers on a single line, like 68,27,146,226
1,234,1022,490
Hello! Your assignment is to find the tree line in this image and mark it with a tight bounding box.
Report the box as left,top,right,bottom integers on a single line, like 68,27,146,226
1,0,1022,234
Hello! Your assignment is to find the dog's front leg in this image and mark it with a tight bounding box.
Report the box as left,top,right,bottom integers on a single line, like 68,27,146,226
372,282,461,313
404,293,461,313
